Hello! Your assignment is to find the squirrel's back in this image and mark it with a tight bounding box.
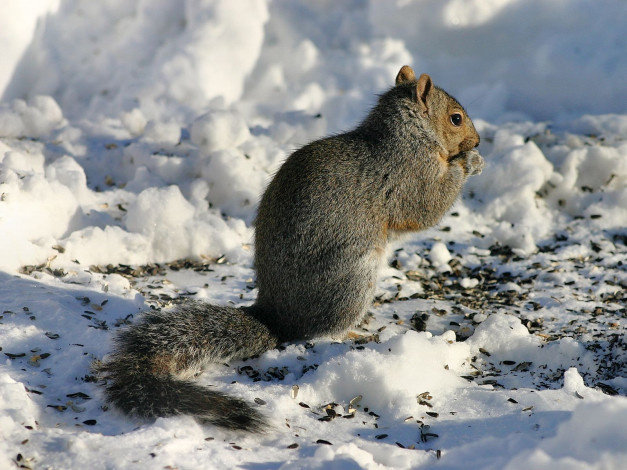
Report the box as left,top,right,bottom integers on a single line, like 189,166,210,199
253,133,388,340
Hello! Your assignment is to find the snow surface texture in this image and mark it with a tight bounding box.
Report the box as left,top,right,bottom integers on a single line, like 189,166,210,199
1,0,626,469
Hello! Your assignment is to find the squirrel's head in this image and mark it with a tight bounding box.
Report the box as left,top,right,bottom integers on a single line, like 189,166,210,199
395,65,480,158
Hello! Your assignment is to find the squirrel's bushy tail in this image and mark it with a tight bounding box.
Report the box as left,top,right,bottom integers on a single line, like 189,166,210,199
101,368,268,431
98,300,278,431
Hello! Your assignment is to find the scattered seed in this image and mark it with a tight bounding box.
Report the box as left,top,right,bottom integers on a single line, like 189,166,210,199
513,362,532,372
349,395,363,407
15,453,34,470
47,405,67,412
71,404,86,413
5,352,25,359
420,432,439,442
316,439,332,445
67,392,91,400
596,383,619,396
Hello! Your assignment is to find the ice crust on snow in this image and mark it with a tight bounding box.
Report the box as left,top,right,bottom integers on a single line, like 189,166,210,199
1,1,626,469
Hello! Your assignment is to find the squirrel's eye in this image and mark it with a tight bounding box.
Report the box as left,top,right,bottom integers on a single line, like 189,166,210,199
450,113,463,127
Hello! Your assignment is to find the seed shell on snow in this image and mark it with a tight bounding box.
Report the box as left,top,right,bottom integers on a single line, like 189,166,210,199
349,395,362,407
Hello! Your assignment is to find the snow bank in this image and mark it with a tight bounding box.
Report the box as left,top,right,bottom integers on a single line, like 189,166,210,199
3,0,269,123
298,330,469,418
371,0,627,121
0,0,60,95
504,399,627,470
0,95,64,138
0,374,39,470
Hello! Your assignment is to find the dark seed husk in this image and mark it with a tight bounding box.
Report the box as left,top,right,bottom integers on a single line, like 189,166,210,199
47,405,67,412
67,392,91,400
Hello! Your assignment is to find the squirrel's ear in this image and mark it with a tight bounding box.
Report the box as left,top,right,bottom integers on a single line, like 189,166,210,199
395,65,416,85
416,73,433,115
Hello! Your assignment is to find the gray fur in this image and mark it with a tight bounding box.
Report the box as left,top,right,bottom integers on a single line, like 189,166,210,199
100,67,483,431
100,302,277,431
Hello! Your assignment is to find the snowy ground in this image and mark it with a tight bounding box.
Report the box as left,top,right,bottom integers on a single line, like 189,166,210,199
1,1,626,469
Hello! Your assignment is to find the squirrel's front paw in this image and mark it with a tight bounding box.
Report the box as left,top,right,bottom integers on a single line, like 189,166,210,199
459,149,484,177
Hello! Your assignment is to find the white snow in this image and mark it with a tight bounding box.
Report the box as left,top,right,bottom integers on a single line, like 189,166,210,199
1,1,626,469
428,242,452,270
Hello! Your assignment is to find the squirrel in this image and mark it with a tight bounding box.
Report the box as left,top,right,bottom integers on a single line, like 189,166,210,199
98,65,484,432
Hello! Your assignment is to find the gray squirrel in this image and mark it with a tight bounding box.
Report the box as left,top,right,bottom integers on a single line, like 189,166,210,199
99,65,484,431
